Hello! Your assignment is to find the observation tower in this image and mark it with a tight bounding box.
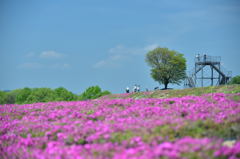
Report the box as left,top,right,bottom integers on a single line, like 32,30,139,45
184,54,232,88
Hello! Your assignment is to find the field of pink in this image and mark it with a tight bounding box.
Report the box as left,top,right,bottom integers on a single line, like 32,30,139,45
1,93,240,159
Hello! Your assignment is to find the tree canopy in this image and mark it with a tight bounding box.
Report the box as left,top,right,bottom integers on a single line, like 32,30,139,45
79,86,111,100
145,47,186,89
229,75,240,84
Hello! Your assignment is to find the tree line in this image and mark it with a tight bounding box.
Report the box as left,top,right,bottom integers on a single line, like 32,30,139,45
0,86,111,105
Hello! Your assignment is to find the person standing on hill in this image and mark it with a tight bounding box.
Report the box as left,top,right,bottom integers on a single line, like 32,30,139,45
133,85,137,92
126,87,130,93
196,54,200,61
137,85,140,92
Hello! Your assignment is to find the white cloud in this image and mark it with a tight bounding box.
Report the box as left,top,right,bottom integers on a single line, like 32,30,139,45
39,51,64,59
93,60,107,68
109,44,160,56
18,62,44,69
51,63,71,69
144,44,159,52
25,50,65,59
18,62,71,70
93,44,160,69
20,50,70,70
63,63,70,68
109,45,145,56
93,54,125,68
26,52,36,58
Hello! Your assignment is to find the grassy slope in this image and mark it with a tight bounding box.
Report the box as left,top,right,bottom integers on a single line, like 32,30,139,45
102,84,240,99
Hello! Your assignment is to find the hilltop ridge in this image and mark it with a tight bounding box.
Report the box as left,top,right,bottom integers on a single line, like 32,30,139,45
102,84,240,100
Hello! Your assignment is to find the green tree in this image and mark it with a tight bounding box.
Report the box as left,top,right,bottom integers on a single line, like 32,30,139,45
26,88,55,103
5,89,22,104
145,47,186,89
16,87,32,104
101,90,111,96
79,86,111,100
229,75,240,84
0,91,7,104
54,87,77,101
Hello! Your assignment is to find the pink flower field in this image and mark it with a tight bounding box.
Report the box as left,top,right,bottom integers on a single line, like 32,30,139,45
1,93,240,159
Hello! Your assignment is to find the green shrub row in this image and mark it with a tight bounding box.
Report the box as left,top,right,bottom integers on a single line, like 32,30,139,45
0,86,111,104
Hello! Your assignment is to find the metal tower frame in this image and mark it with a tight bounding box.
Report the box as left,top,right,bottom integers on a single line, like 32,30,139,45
185,54,232,88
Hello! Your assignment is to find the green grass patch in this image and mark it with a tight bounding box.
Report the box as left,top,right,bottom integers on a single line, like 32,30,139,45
142,119,240,143
110,130,135,143
86,109,95,115
20,129,45,138
101,85,240,100
229,95,240,102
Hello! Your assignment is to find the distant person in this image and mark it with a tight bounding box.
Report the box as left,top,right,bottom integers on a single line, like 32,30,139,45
137,85,140,92
126,87,130,93
196,54,200,61
204,54,206,62
133,85,137,92
146,88,149,92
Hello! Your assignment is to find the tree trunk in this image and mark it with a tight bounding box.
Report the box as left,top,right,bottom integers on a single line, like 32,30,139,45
164,82,168,89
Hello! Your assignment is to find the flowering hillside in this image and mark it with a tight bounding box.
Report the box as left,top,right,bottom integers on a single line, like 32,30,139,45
1,93,240,158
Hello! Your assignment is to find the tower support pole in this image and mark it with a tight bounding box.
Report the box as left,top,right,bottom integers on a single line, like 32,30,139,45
211,65,213,86
201,65,203,87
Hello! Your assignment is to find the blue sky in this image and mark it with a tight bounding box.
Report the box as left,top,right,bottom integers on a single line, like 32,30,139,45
0,0,240,94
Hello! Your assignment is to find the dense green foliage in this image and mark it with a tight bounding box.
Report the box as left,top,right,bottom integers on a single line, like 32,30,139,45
145,47,186,89
2,89,21,104
0,86,111,104
54,87,78,101
16,88,32,104
79,86,111,100
229,75,240,84
24,88,56,104
0,91,7,104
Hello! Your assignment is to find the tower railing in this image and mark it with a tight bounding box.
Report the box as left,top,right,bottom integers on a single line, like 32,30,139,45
195,55,221,64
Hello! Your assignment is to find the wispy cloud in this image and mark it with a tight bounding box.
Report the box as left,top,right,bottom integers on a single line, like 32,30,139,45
144,44,159,52
51,63,71,69
39,51,64,59
18,62,44,69
25,50,65,59
93,54,124,68
20,50,70,70
25,52,36,58
18,62,71,70
93,44,160,69
108,45,142,55
109,44,159,56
